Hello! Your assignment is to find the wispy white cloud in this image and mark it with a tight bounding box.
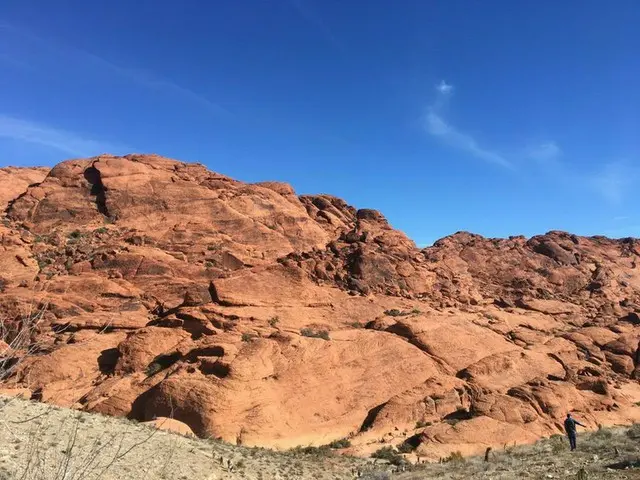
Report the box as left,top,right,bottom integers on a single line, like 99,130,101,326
424,81,512,168
423,78,636,206
587,161,636,205
425,111,512,168
0,114,127,156
0,23,228,117
527,142,562,163
436,80,454,95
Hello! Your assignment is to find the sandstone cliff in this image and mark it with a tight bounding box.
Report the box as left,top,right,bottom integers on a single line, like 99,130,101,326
1,154,638,460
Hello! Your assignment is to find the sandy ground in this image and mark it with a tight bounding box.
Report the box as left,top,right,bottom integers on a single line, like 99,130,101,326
0,397,365,480
1,396,639,480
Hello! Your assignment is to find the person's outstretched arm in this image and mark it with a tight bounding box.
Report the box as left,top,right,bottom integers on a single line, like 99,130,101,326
576,421,586,427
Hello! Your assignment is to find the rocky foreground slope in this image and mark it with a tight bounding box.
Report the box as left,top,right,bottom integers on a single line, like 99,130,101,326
0,154,638,460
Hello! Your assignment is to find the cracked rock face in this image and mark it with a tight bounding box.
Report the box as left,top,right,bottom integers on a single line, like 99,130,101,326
1,154,639,460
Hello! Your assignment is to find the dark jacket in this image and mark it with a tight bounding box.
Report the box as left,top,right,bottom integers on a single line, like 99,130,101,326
564,417,584,435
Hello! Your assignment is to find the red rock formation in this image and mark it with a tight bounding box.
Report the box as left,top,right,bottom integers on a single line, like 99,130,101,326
0,166,50,213
0,154,638,460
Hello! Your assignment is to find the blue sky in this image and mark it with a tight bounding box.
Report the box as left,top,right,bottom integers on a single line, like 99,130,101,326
1,0,639,245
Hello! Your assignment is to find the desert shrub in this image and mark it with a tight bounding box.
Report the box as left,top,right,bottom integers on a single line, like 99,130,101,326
416,420,432,429
328,438,351,449
145,352,180,377
145,362,164,376
576,467,588,480
384,309,419,317
547,434,566,454
591,425,613,440
93,227,108,234
371,446,404,466
67,230,83,239
626,424,640,440
204,261,214,268
268,316,279,327
241,333,256,342
360,472,391,480
396,441,414,454
442,451,464,463
300,328,330,340
1,305,48,382
290,445,332,457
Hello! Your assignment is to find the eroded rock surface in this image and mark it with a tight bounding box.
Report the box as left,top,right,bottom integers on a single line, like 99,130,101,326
1,154,638,460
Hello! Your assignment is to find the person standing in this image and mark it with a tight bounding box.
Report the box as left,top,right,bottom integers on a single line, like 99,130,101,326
564,413,585,451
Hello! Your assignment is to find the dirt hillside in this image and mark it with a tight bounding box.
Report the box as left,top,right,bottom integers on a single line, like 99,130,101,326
0,154,638,460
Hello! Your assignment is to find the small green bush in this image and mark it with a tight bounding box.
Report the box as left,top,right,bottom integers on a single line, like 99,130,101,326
68,230,83,239
300,328,330,340
359,472,391,480
94,227,108,234
268,316,280,327
592,425,613,439
290,445,332,457
396,442,414,454
145,362,163,376
371,446,404,466
241,333,256,342
627,424,640,440
442,451,464,463
384,309,418,317
328,438,351,449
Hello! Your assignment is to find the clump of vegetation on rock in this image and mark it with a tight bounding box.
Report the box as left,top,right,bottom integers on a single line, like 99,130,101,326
300,328,330,340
